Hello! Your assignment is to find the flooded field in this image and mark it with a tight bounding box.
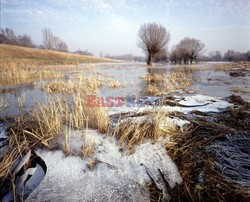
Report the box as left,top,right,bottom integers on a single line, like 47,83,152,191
1,62,249,116
0,62,250,201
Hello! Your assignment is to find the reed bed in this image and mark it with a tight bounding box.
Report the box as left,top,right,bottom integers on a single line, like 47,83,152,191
111,110,186,150
0,61,60,86
42,72,126,94
141,71,192,96
0,75,110,182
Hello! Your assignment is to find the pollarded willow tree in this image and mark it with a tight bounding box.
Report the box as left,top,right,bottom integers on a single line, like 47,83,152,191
170,37,205,64
138,23,170,66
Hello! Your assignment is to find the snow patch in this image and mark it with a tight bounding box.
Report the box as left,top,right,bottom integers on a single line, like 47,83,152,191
161,117,190,132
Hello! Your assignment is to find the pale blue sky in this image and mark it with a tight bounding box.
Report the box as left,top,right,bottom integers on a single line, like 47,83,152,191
1,0,250,56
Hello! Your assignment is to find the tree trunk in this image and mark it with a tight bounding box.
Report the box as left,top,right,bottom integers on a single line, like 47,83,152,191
147,53,153,66
190,58,193,64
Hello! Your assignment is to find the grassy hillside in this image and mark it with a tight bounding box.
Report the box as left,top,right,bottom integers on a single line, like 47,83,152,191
0,44,121,86
0,44,120,65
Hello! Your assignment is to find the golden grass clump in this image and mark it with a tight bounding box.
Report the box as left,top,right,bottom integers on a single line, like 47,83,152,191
107,79,121,88
140,73,167,82
41,74,109,132
42,72,127,94
82,139,95,158
111,110,183,149
145,83,162,96
0,75,110,179
0,60,61,86
141,71,192,96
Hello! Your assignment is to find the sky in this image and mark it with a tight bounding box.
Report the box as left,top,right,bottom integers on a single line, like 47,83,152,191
1,0,250,56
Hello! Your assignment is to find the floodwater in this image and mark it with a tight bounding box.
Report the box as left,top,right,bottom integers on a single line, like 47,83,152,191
0,62,249,117
1,62,250,201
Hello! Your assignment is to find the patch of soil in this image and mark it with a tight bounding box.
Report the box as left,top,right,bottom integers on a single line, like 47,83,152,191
228,94,250,109
229,71,246,77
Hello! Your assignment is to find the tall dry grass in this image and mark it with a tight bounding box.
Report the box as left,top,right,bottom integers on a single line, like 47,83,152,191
111,110,185,150
42,72,126,94
173,61,250,72
141,71,192,96
0,74,110,179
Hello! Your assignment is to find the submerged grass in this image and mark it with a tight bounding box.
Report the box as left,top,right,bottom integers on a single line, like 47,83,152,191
41,72,126,94
141,70,192,96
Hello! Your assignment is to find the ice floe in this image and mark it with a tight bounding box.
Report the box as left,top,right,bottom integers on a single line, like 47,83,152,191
108,94,232,115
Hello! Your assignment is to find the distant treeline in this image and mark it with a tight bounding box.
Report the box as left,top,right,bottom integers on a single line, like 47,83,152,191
0,27,93,56
1,27,249,62
200,50,250,62
104,54,146,62
0,28,36,48
103,49,250,63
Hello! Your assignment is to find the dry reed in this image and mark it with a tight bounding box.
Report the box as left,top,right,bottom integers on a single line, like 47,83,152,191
141,71,192,96
111,110,184,150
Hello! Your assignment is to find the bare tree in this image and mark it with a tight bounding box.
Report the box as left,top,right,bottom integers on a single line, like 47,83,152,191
224,50,236,62
154,48,168,63
42,28,54,50
188,38,205,64
58,41,68,52
0,27,18,45
138,22,170,65
214,50,222,61
53,36,68,52
176,40,190,64
171,37,205,64
0,33,8,44
246,50,250,61
178,37,205,64
170,46,181,64
17,34,34,47
42,28,68,52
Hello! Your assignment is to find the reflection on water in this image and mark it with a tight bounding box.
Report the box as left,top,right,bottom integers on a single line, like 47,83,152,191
0,82,46,116
0,83,35,97
0,63,249,117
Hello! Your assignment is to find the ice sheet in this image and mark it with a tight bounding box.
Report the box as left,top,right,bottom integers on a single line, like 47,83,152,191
27,129,182,201
108,94,231,115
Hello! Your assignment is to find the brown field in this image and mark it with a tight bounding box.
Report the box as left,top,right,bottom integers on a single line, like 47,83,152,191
0,44,121,86
0,44,120,65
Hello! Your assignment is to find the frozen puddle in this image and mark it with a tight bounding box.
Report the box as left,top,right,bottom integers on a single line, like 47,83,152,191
27,129,183,201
